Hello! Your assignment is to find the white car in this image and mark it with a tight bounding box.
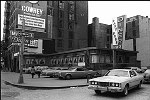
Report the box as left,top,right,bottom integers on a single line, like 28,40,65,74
144,69,150,83
88,69,144,96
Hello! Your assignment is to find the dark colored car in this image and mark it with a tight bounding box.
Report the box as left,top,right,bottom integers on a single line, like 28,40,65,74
56,67,99,80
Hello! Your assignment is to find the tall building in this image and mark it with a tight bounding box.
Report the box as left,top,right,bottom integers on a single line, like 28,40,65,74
124,15,150,67
88,17,112,49
2,1,88,72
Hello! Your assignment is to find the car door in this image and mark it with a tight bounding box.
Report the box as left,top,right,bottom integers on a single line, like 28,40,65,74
74,68,85,78
129,70,139,88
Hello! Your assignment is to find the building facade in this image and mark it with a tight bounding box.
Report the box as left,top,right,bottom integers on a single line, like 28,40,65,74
24,47,139,72
88,15,150,67
88,17,112,49
124,15,150,67
2,1,88,72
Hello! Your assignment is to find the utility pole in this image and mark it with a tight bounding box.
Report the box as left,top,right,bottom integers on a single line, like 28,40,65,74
18,18,25,84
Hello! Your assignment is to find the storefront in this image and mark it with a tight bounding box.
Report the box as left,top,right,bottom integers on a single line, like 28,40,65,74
23,47,140,70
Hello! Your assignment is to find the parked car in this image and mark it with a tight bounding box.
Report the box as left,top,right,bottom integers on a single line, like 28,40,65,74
56,67,99,80
143,69,150,83
88,69,144,96
41,67,68,77
23,67,32,74
125,67,145,77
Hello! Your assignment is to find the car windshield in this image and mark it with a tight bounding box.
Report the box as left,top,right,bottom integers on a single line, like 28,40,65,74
105,70,129,77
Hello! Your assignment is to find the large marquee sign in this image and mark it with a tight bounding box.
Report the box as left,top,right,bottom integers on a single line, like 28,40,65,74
18,14,45,28
112,15,127,49
16,1,49,39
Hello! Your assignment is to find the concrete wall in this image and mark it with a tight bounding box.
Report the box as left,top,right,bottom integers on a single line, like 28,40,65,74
136,16,150,67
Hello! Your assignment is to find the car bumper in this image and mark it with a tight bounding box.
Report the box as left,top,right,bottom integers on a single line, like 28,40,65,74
144,78,150,82
88,85,123,93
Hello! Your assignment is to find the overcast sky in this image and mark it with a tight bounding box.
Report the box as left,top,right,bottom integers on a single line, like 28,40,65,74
1,1,150,40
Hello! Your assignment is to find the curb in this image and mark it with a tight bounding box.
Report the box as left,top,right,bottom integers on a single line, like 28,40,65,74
3,80,88,90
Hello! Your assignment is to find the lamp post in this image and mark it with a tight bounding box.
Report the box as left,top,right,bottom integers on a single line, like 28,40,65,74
18,17,25,84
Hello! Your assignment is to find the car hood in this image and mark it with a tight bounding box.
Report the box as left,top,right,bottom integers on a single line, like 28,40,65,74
89,76,129,83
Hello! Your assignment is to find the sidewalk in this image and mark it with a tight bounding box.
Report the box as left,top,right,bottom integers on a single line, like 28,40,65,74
1,72,88,89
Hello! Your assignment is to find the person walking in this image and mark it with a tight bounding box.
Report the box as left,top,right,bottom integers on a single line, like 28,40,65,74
36,66,41,78
30,66,35,78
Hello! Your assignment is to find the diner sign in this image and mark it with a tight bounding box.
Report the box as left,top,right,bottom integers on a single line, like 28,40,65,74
112,15,127,49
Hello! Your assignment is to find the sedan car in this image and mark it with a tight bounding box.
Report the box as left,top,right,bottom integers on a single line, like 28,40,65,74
56,67,99,80
143,69,150,83
88,69,144,96
23,67,31,74
41,67,68,77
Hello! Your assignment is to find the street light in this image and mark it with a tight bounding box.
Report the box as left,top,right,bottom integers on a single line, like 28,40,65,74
18,16,25,84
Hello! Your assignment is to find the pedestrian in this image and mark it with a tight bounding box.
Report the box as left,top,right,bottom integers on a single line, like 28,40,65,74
36,66,41,78
30,66,35,78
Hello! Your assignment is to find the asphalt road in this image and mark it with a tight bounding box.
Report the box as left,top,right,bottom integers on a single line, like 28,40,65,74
1,81,150,100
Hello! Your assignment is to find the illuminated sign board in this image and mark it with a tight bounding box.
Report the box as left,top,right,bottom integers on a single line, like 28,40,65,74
22,5,43,17
16,1,50,39
18,14,45,28
112,15,127,49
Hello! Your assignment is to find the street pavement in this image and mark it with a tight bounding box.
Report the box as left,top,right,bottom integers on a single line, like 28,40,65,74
1,72,150,100
1,72,88,89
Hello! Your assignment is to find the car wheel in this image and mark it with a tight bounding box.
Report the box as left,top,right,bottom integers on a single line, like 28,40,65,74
122,85,129,96
65,75,71,80
95,90,101,95
137,81,142,89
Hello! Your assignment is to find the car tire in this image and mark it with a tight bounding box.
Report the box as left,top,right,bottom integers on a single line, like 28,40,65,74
65,75,71,80
95,90,101,95
137,81,142,89
122,85,129,96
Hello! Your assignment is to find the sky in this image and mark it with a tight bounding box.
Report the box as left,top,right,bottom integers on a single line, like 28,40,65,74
1,1,150,40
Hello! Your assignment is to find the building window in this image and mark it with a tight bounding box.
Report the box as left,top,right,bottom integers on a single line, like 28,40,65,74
69,31,74,39
133,30,136,37
59,10,64,18
47,8,53,16
68,23,74,29
69,13,74,21
69,1,74,4
107,36,109,42
132,20,135,27
99,55,104,63
68,40,73,48
59,1,64,9
47,1,54,7
106,44,110,48
58,30,63,38
107,29,109,34
57,39,63,47
69,4,74,12
59,20,64,28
